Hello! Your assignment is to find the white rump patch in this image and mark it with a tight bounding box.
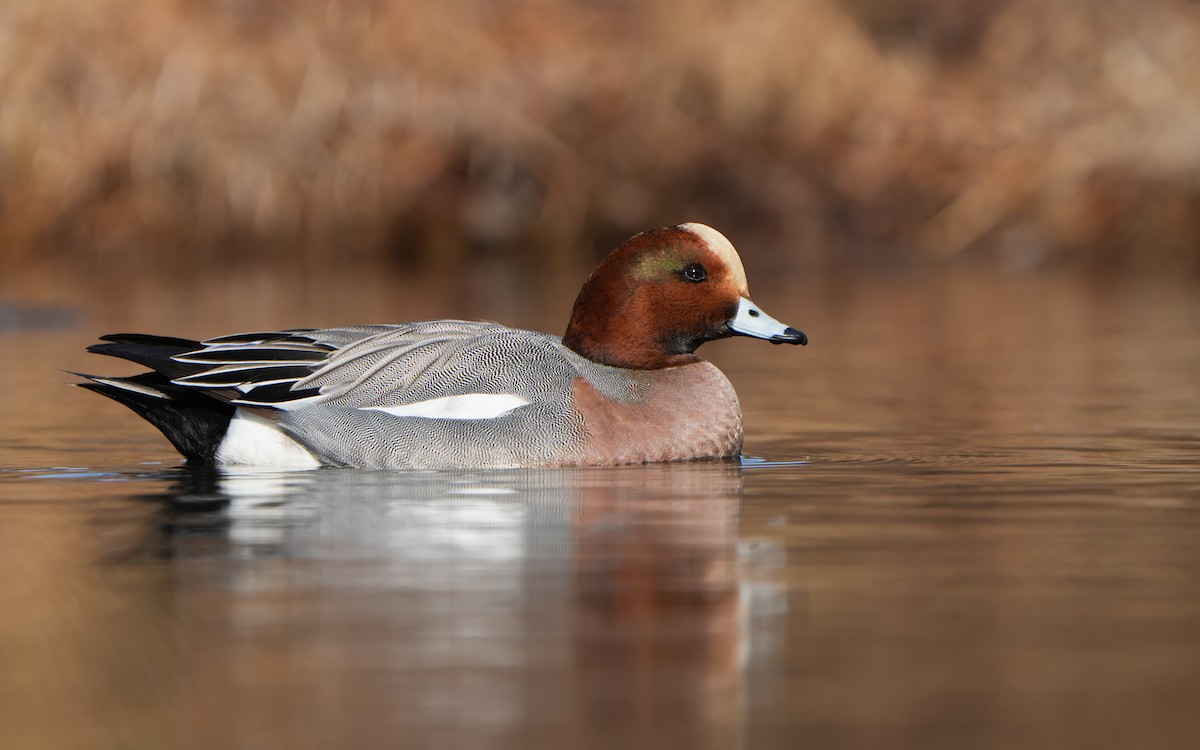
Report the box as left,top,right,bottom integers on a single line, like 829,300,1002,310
679,222,749,294
216,409,322,468
362,393,530,420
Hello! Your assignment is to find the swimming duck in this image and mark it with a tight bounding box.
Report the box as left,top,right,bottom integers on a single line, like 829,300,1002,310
79,223,806,468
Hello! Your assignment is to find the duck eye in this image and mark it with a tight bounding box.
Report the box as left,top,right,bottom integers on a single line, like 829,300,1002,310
681,263,707,283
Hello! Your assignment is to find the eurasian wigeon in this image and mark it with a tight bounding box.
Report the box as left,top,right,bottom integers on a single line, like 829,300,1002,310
79,223,806,469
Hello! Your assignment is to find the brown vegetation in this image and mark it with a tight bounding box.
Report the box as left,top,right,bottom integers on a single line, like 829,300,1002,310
1,0,1199,276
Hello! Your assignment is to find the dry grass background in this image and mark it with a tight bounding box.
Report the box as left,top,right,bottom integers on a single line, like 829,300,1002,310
2,0,1199,277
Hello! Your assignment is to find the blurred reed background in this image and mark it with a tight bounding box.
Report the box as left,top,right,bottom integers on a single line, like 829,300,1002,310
1,0,1199,281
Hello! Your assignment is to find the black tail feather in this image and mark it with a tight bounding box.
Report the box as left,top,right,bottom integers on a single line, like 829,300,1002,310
87,333,204,380
76,370,234,464
98,332,204,348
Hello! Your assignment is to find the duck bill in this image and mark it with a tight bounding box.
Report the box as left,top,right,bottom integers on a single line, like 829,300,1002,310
728,297,808,345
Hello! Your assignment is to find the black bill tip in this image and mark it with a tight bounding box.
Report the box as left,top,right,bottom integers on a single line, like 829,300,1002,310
770,327,807,345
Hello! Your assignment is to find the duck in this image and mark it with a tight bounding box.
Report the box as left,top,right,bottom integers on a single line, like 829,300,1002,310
79,223,807,469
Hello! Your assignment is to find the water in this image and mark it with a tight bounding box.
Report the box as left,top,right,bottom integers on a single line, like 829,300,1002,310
1,270,1198,749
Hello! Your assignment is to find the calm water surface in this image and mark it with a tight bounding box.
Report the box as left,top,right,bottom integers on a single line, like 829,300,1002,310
1,270,1198,749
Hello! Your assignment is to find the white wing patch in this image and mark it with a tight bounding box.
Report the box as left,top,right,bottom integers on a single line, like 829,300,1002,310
362,393,530,420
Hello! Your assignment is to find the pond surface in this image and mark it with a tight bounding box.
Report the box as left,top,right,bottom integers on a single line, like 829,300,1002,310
1,269,1198,749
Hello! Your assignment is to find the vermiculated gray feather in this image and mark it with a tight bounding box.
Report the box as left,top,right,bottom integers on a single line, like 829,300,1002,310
173,321,645,469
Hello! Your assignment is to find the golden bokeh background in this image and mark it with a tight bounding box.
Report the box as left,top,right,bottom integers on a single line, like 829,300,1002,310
2,0,1198,281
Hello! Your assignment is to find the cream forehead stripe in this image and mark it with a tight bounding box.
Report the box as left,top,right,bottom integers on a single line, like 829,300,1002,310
679,223,749,294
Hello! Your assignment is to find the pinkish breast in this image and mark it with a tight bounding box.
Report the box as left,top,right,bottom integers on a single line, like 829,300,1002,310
570,361,744,465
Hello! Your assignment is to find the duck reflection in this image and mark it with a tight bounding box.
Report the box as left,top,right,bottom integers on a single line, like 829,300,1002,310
140,462,769,748
570,467,744,747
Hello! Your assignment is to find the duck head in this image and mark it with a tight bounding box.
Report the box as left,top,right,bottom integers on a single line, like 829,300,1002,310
563,223,807,370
